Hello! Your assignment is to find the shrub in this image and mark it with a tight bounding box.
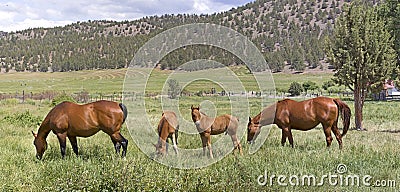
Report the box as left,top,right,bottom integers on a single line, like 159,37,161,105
302,81,319,94
322,80,336,90
288,82,303,96
3,111,42,127
51,93,76,107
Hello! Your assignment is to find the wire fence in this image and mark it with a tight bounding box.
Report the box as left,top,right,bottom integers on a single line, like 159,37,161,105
0,90,356,104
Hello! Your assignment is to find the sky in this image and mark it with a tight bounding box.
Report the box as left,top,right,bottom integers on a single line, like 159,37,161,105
0,0,252,32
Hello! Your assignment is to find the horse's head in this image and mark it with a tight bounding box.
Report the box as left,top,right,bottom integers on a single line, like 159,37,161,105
32,131,47,160
154,141,166,156
191,105,201,126
247,116,261,144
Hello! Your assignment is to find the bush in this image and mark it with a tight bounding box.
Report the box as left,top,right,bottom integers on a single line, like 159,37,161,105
302,81,319,94
51,93,76,107
3,111,42,127
288,82,303,96
322,80,336,90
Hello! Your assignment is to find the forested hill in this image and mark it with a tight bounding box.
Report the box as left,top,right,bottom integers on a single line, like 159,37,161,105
0,0,376,73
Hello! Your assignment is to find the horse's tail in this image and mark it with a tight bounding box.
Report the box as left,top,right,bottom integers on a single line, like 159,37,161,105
333,99,351,137
119,103,128,124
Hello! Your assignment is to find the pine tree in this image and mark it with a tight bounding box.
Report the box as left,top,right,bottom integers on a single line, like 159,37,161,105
325,1,397,130
167,79,181,99
379,0,400,66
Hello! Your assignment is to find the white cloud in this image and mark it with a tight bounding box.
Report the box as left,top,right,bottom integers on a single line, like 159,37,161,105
2,19,73,32
193,0,211,13
0,0,252,32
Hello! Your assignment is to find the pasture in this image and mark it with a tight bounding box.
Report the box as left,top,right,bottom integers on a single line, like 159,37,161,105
0,68,399,191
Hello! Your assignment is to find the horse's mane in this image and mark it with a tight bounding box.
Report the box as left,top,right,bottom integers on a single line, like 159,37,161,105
162,111,178,128
278,99,292,104
252,113,262,123
200,111,208,116
199,111,216,123
36,111,53,139
258,102,278,126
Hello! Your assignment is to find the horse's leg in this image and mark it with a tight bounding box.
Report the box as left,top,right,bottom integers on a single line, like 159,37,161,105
111,139,121,154
281,128,287,146
331,124,343,149
68,136,79,156
164,137,169,154
287,128,294,148
111,132,128,157
230,134,242,155
238,141,243,155
56,133,67,159
205,133,213,159
282,127,293,147
322,125,333,148
234,135,243,155
174,128,179,145
200,134,207,156
119,133,128,157
171,133,179,155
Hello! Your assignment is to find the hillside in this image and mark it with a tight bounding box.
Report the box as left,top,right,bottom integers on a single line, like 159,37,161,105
0,0,377,73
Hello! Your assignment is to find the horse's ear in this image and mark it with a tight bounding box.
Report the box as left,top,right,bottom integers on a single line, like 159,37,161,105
191,105,200,110
248,116,252,122
31,131,37,138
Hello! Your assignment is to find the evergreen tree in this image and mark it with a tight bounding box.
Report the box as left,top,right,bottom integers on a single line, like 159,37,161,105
379,0,400,66
325,1,397,130
167,79,181,99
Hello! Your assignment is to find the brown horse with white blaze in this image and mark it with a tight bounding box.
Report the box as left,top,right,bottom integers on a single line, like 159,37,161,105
247,97,350,149
191,105,242,158
154,111,179,156
32,100,128,159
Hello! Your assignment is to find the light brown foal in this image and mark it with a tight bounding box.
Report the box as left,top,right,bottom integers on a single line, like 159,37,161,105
191,105,242,158
155,111,179,156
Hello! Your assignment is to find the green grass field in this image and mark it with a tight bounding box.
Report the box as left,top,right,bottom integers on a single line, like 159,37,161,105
0,67,336,95
0,68,399,191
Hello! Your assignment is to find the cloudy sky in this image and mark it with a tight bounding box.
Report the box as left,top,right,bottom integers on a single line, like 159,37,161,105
0,0,252,32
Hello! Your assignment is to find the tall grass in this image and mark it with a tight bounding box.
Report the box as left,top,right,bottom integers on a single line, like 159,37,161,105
0,96,399,191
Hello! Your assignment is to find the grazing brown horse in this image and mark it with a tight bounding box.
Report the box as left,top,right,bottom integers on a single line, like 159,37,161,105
191,105,242,158
32,100,128,159
154,111,179,156
247,97,350,149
